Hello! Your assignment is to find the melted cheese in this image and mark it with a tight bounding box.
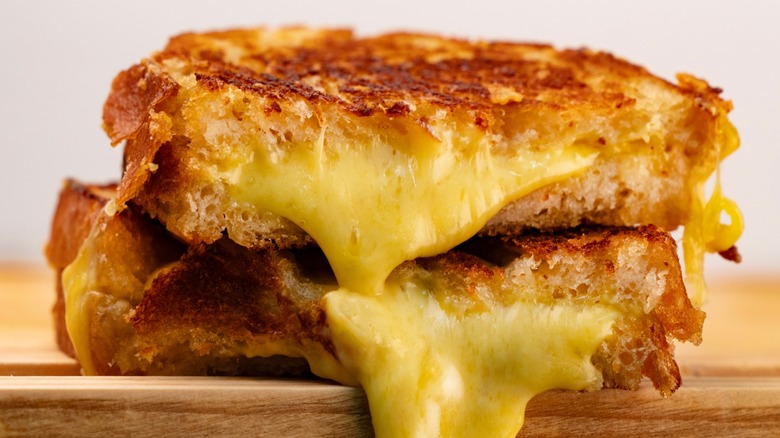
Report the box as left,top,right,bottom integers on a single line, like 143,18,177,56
231,121,597,295
682,113,744,306
325,281,617,438
227,123,610,437
61,223,104,376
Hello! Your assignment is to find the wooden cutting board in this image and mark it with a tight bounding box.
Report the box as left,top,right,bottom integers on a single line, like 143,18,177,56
2,265,779,437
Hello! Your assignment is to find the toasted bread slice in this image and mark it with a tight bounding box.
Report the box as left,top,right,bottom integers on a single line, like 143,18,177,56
46,180,702,395
103,28,735,251
45,179,117,269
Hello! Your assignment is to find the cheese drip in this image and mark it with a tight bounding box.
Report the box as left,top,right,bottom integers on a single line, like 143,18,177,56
325,281,617,438
682,113,743,306
61,221,105,376
232,121,597,295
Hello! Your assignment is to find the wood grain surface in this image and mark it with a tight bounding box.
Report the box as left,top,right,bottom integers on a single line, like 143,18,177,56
1,265,779,437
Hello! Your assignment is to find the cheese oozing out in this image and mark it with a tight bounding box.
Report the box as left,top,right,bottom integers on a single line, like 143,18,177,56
64,116,606,437
225,120,616,438
230,118,598,295
325,281,618,438
682,112,743,306
62,237,102,375
62,104,741,437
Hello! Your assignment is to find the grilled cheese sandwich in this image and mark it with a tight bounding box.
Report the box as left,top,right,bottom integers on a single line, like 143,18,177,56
47,27,742,437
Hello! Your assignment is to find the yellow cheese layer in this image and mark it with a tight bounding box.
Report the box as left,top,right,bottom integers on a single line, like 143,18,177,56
231,120,597,295
61,223,103,376
325,280,617,438
682,112,743,306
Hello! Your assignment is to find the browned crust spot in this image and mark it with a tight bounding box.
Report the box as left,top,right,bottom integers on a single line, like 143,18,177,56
130,239,338,357
103,63,179,206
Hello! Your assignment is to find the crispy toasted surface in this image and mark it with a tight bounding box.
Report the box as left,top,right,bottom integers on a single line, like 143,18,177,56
45,180,116,269
136,28,724,119
102,27,735,249
48,181,702,394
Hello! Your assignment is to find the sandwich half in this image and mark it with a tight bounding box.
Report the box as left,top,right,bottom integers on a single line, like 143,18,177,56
47,27,742,437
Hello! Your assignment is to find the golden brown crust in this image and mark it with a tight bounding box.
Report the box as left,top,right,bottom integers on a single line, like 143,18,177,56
45,179,116,269
102,63,179,207
157,29,727,116
131,239,337,358
103,64,180,145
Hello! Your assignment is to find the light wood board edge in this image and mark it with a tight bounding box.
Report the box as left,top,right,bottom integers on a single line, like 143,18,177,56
2,376,779,437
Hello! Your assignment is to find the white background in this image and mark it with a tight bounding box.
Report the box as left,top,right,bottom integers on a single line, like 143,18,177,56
1,0,778,278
